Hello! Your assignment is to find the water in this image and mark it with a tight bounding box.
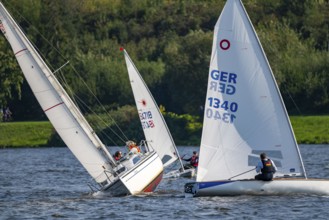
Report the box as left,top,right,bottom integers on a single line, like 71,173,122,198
1,145,329,219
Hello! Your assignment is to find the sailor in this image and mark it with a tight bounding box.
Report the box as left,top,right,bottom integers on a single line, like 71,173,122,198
113,151,122,161
182,151,199,169
255,153,277,181
126,140,140,153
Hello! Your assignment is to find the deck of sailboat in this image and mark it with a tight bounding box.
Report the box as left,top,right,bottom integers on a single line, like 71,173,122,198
190,177,329,183
185,177,329,197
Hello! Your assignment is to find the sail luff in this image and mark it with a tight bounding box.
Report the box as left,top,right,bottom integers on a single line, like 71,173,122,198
123,49,183,169
0,3,115,182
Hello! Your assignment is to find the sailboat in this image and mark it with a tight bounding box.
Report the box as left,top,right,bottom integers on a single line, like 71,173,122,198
0,2,163,196
185,0,329,196
122,48,195,178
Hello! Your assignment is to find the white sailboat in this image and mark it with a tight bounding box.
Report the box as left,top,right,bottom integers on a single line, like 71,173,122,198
0,2,163,196
122,48,195,178
185,0,329,196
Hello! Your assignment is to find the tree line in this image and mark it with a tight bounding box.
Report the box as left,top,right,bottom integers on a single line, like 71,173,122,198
0,0,328,144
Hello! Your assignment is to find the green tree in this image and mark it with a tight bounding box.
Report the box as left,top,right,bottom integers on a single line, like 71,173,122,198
162,30,212,114
0,41,24,106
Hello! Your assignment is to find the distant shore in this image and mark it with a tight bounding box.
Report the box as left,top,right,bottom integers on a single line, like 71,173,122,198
0,115,329,148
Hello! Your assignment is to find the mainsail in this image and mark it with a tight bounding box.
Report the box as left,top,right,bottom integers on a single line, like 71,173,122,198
197,0,306,182
123,49,182,168
0,2,115,184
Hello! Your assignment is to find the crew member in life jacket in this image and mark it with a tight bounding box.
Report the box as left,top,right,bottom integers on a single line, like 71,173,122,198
126,140,141,154
113,151,122,161
183,151,199,169
255,152,277,181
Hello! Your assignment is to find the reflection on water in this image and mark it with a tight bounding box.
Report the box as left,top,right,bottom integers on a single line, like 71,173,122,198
0,145,329,219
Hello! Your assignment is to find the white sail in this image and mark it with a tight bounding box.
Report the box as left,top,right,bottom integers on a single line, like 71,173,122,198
197,0,306,182
123,49,181,168
0,3,115,184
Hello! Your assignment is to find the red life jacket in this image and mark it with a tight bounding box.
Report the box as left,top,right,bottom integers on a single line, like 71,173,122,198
190,155,199,167
129,144,140,152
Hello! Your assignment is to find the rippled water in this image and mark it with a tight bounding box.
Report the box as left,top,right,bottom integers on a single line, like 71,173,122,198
1,145,329,219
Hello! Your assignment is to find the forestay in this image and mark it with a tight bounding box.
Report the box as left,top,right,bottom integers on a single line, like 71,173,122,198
197,0,306,182
123,49,180,168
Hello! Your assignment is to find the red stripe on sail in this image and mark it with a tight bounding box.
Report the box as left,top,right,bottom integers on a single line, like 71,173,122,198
44,102,64,112
14,48,28,55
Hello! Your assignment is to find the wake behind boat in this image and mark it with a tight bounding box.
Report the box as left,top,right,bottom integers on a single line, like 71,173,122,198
122,49,195,179
0,2,163,196
185,0,329,197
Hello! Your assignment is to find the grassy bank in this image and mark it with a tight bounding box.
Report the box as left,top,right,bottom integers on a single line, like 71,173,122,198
0,121,55,148
0,115,329,148
290,115,329,144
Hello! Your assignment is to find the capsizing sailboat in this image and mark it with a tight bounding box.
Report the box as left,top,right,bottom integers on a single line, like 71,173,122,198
185,0,329,197
122,48,195,178
0,2,163,196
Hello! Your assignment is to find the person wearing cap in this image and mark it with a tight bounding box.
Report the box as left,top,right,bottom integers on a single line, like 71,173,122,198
182,151,199,169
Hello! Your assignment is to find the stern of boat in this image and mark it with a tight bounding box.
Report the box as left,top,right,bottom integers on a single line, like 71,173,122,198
184,182,198,197
119,151,163,195
96,151,163,196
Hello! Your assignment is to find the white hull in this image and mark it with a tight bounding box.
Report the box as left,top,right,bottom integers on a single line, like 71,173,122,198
185,178,329,197
96,151,163,196
163,168,196,179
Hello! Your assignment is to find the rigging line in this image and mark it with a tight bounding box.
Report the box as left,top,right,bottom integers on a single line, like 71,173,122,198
72,94,126,145
94,124,120,147
10,7,128,142
53,61,70,74
69,64,130,143
3,2,58,72
228,168,256,180
56,70,127,145
5,0,78,68
7,1,130,143
42,0,84,29
71,90,126,144
283,84,303,115
56,69,81,112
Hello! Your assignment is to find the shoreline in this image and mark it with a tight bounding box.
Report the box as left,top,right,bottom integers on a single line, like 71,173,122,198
1,115,329,148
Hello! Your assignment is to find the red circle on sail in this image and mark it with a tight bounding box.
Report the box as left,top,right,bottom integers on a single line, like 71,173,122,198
219,39,230,50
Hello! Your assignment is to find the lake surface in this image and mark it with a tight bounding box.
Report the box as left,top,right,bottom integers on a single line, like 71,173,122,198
1,145,329,219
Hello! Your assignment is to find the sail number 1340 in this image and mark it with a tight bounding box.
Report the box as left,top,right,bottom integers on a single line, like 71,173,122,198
206,97,238,123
